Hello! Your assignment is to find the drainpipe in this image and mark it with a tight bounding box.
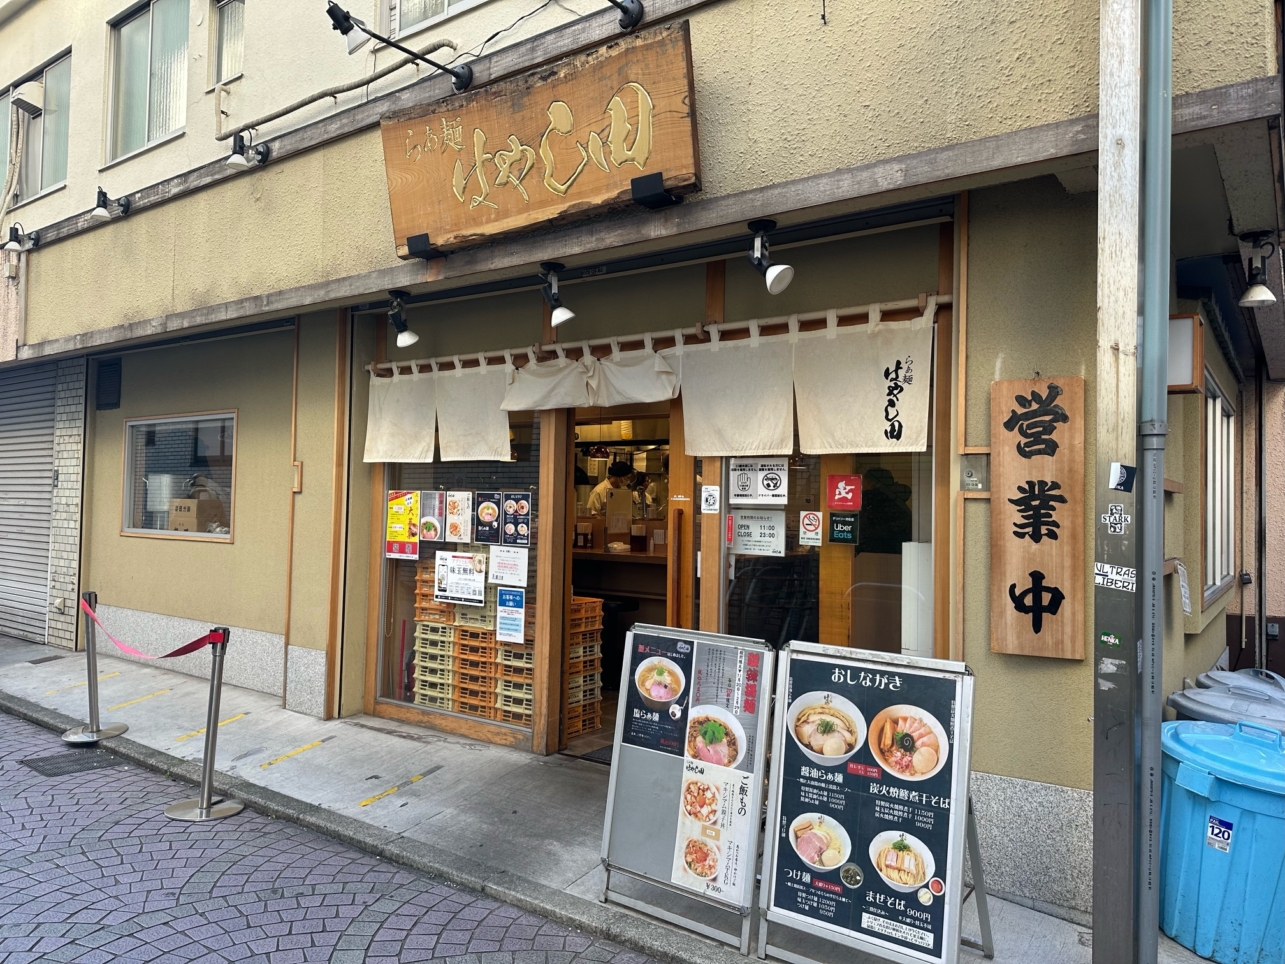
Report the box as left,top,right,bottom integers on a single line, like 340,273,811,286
1136,0,1172,957
1257,367,1267,669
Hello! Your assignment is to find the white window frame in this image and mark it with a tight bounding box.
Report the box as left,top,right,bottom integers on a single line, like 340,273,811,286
107,0,189,164
9,54,72,204
1202,371,1236,605
212,0,243,85
383,0,493,40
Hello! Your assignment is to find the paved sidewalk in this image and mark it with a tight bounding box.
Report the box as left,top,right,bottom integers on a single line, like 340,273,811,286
0,710,655,964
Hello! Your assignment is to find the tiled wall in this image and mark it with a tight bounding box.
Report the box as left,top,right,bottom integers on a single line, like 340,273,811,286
47,357,86,649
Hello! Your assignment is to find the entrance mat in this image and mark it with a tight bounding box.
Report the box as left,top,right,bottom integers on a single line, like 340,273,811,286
580,744,614,766
22,750,128,777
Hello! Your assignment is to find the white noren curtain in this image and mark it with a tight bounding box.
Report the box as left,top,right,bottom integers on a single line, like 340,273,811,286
363,369,436,463
589,338,677,407
502,347,594,410
437,361,511,461
673,331,794,456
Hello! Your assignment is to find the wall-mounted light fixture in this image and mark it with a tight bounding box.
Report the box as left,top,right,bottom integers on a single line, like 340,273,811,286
89,187,131,224
2,223,38,252
388,290,419,348
604,0,644,30
747,219,794,295
226,132,270,170
1239,231,1277,308
541,263,576,327
326,2,473,91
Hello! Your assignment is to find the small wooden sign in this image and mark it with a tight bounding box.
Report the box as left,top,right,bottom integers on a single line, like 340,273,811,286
989,377,1086,659
379,22,700,256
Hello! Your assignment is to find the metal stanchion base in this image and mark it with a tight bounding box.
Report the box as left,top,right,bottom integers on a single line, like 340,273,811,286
61,722,129,744
164,798,244,822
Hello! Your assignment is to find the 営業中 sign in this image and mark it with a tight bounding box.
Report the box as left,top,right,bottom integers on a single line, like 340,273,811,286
729,458,789,505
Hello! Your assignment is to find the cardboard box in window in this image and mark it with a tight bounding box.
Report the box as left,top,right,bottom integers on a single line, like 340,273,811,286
168,498,225,533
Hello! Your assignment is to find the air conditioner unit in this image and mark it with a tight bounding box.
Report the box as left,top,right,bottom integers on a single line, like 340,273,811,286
12,81,43,115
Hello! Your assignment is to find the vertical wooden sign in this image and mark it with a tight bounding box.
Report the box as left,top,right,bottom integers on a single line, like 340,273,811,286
989,377,1086,659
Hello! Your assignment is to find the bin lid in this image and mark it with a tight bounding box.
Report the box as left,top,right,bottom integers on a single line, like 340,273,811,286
1196,668,1285,701
1167,684,1285,732
1162,720,1285,795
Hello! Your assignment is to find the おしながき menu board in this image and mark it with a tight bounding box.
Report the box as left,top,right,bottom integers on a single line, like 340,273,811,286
604,627,774,915
762,643,974,964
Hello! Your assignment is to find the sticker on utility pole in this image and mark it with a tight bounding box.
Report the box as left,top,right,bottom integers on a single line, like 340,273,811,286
1094,562,1136,593
798,510,822,546
700,485,721,514
1206,815,1233,853
1100,503,1132,535
728,458,788,505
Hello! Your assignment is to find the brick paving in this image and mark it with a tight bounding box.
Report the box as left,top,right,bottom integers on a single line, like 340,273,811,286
0,712,657,964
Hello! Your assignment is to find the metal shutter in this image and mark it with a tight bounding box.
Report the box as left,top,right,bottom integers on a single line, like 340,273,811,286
0,363,56,642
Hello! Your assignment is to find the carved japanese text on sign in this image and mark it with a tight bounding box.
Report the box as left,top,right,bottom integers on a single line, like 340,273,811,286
990,377,1085,659
379,22,700,256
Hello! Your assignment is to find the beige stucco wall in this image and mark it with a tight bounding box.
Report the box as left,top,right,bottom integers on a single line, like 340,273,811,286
1266,381,1285,617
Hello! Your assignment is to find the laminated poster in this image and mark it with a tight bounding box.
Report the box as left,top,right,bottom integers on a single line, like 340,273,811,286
433,550,487,605
731,510,785,557
475,491,502,545
728,458,789,505
495,588,525,644
502,492,532,546
488,546,529,587
445,491,473,544
768,651,963,962
385,491,419,559
419,491,446,543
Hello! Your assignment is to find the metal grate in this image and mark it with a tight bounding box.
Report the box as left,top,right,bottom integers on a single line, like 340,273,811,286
21,750,128,777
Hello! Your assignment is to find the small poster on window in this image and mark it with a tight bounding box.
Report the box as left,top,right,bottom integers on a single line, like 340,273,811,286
419,491,446,543
386,491,419,559
434,550,487,605
445,491,473,544
475,491,503,544
502,492,533,546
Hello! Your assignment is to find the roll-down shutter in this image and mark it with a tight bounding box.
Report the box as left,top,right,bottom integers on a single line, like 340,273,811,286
0,363,56,642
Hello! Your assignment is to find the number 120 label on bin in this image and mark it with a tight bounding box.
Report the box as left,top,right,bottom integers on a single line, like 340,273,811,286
1206,816,1233,853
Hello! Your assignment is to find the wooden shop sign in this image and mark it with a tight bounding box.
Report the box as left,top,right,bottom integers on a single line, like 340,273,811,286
379,22,700,256
989,377,1086,659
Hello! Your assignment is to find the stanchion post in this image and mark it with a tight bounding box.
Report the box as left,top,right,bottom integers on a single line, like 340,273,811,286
62,591,129,745
165,628,244,822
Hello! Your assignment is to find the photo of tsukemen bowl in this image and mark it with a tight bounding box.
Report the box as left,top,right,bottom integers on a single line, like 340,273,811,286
868,704,950,780
868,830,936,893
684,705,747,768
786,691,866,766
635,657,685,711
788,813,852,872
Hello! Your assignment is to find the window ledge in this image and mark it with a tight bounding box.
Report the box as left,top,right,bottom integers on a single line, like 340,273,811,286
1202,576,1234,610
120,529,233,544
8,181,66,212
206,73,242,94
100,128,186,173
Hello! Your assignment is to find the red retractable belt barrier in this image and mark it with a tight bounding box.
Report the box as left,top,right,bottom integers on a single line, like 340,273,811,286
79,599,226,659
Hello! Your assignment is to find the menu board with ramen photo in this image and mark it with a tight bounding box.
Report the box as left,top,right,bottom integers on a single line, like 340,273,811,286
761,642,974,964
474,491,502,544
502,492,532,546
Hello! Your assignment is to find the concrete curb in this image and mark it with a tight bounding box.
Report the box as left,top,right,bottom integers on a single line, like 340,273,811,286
0,690,752,964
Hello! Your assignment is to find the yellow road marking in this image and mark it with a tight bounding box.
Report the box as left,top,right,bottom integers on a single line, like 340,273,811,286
45,672,120,695
107,688,171,711
260,739,326,768
358,765,442,807
175,713,248,742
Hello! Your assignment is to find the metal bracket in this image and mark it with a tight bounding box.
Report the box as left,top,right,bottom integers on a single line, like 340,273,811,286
406,233,445,259
631,172,681,210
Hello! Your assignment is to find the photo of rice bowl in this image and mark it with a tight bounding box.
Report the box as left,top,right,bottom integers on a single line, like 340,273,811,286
786,691,866,766
868,830,935,893
868,704,949,781
788,813,851,872
682,838,720,879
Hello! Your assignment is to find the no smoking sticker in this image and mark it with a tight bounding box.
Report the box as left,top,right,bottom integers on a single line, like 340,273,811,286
799,511,822,546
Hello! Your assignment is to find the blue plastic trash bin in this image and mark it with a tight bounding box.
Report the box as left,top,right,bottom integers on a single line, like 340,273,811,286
1160,720,1285,964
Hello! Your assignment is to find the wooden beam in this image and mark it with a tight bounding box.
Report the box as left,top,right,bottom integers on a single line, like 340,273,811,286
372,699,529,746
932,222,955,660
699,456,723,633
532,407,572,755
668,396,696,628
818,454,855,646
324,310,350,719
362,320,388,716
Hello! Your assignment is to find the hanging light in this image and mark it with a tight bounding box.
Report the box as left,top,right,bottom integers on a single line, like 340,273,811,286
541,262,576,327
325,2,473,91
226,132,270,170
89,187,131,224
747,219,794,295
1239,231,1277,308
388,290,419,348
3,224,37,252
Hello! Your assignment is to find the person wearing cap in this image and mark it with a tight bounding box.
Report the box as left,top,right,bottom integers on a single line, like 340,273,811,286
586,460,637,516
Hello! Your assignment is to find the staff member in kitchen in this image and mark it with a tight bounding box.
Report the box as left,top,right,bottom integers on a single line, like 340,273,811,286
586,460,636,516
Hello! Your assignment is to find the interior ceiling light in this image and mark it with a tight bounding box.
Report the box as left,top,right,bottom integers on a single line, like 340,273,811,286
388,290,419,348
747,219,794,295
89,187,131,224
541,262,576,327
326,1,473,91
226,132,270,170
3,223,37,252
1239,231,1278,308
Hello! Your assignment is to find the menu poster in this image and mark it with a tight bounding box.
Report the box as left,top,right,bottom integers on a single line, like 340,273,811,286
767,649,965,963
495,587,525,644
419,491,446,543
475,491,503,544
434,550,488,605
621,631,694,757
445,491,473,544
385,491,419,559
502,492,532,546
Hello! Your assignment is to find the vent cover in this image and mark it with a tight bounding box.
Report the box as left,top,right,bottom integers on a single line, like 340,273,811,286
96,359,121,410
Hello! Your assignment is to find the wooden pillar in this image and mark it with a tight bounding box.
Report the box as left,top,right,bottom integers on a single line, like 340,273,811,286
696,261,726,633
932,222,955,659
533,407,573,754
818,454,856,646
362,320,388,715
668,396,696,628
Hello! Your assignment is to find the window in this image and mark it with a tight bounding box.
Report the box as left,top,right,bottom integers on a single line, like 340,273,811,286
111,0,189,161
0,94,9,189
12,56,71,201
214,0,243,83
1203,374,1235,600
389,0,447,36
122,412,235,539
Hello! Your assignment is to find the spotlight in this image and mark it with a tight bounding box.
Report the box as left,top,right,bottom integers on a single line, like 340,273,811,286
89,187,131,224
326,2,472,91
388,290,419,348
541,262,576,327
604,0,644,30
3,224,36,252
747,219,794,295
1239,231,1277,308
226,132,270,170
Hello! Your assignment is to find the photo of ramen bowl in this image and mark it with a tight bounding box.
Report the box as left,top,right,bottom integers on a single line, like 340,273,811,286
789,813,852,873
478,502,499,524
420,517,440,541
786,691,866,767
635,657,685,711
685,705,747,769
868,830,935,893
868,704,950,781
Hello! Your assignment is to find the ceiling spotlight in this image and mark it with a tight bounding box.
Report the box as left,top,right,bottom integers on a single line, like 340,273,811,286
604,0,644,30
3,223,37,252
747,219,794,295
326,1,473,91
388,290,419,348
226,132,270,170
541,262,576,327
89,187,131,224
1239,231,1277,308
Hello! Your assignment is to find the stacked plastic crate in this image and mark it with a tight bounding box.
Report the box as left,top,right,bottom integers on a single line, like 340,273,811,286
412,559,533,727
565,596,603,737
